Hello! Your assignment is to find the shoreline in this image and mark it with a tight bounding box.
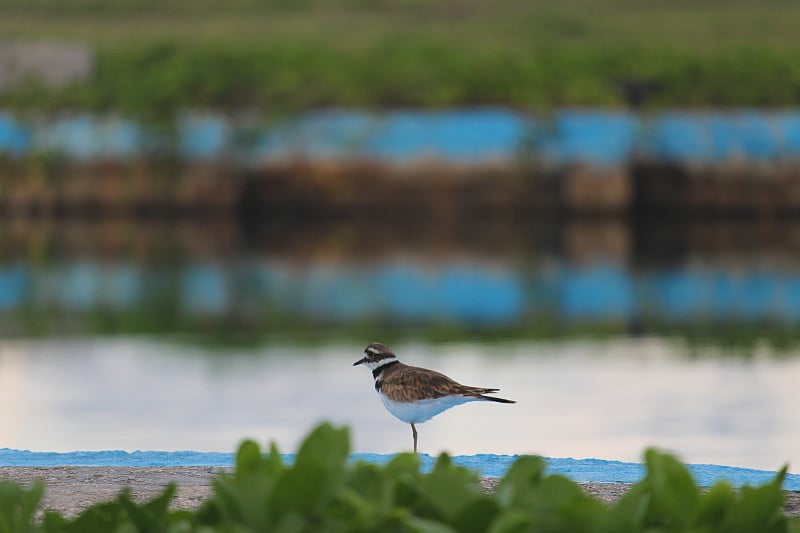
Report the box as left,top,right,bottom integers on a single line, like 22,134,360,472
2,466,798,519
6,157,800,217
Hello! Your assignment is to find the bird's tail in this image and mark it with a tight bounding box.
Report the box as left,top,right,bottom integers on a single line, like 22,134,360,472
478,394,516,404
465,387,516,403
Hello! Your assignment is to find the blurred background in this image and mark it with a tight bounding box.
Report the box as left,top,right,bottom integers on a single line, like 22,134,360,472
0,0,799,472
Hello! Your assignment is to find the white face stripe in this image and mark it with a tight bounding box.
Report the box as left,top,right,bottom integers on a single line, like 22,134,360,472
362,355,398,372
373,355,397,367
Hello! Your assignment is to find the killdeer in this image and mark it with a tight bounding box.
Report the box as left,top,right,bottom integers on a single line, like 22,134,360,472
353,342,515,453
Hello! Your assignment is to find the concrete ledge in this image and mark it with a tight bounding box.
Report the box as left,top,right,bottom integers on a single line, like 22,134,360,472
1,466,798,519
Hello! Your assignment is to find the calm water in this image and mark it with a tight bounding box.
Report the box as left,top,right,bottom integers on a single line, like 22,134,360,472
0,337,797,473
1,218,799,472
2,219,800,336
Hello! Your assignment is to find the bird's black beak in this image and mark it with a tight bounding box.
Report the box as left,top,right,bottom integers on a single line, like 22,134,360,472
353,357,365,366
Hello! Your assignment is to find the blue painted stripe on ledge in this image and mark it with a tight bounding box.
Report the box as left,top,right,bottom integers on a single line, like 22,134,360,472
5,109,800,164
1,449,797,490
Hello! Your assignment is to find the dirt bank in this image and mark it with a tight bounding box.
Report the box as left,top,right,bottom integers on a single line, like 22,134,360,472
1,467,798,519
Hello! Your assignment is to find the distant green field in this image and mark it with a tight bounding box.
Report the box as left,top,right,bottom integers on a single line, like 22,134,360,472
3,0,800,50
2,0,800,112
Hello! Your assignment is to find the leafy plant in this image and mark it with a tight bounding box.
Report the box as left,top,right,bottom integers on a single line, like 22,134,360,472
41,484,184,533
0,479,43,533
0,423,797,532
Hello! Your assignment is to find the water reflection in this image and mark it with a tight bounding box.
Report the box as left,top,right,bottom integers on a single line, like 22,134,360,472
1,218,800,339
0,338,796,472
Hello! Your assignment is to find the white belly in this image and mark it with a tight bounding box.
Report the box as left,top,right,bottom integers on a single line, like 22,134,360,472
379,394,478,424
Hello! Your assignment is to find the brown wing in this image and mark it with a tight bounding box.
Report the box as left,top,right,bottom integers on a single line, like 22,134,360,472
379,363,498,402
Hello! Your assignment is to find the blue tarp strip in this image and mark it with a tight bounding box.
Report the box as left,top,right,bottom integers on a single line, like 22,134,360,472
1,449,797,490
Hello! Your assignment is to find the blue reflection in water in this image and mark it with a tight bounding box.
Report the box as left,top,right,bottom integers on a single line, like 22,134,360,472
61,262,104,310
373,263,524,323
182,264,230,315
105,266,143,309
0,264,28,310
253,262,525,322
559,265,635,320
2,259,800,325
640,269,800,323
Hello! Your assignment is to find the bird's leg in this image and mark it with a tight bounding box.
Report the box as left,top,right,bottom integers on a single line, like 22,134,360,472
411,423,418,453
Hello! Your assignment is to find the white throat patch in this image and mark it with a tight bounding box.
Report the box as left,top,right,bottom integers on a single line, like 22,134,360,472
365,355,398,371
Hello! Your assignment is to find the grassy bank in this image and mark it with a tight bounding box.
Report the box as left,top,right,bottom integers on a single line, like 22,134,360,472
2,0,800,114
7,44,800,115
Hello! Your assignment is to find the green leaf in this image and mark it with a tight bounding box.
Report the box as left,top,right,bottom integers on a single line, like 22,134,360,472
267,441,285,476
200,439,277,529
293,423,350,472
494,455,546,508
487,510,533,533
268,423,350,521
0,479,44,533
450,497,501,533
64,489,133,532
344,461,392,513
417,454,483,520
497,472,607,533
42,511,71,532
234,440,263,477
116,483,177,531
115,523,137,533
273,511,307,532
642,448,701,529
385,452,422,480
165,510,195,532
608,483,650,533
529,475,607,532
385,452,423,509
209,472,272,529
719,466,788,533
270,463,331,515
693,480,735,528
402,514,458,533
328,488,372,529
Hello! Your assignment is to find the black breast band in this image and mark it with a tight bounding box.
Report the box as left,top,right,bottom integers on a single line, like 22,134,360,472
372,360,399,379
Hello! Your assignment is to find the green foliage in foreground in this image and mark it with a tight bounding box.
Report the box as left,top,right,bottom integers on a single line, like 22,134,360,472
0,424,797,532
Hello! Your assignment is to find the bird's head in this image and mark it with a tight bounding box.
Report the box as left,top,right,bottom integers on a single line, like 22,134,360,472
353,342,397,370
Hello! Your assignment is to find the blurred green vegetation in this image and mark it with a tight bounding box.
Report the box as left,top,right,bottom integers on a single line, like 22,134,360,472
6,304,800,354
2,0,800,113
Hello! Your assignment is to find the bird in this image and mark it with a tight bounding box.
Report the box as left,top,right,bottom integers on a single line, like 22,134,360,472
353,342,515,453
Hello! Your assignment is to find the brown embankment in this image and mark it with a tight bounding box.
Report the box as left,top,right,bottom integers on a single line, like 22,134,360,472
632,161,800,217
1,160,240,217
3,158,800,218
